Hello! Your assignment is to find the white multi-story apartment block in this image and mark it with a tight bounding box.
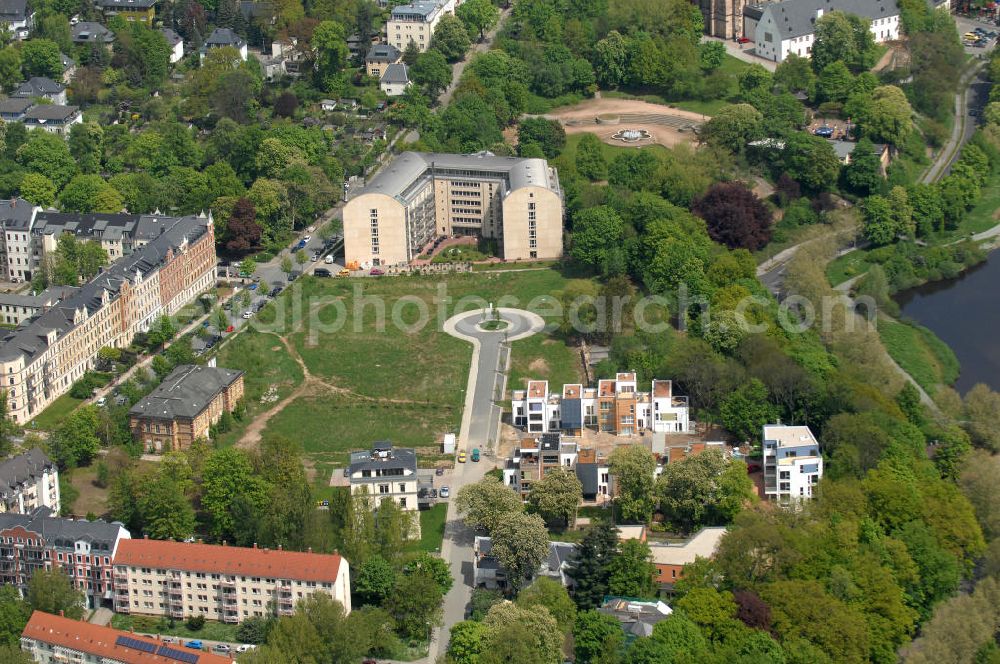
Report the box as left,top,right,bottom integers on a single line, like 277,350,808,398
743,0,900,63
343,151,563,267
511,375,691,436
0,213,217,424
22,611,236,663
762,424,823,501
386,0,456,53
0,448,59,515
113,539,351,623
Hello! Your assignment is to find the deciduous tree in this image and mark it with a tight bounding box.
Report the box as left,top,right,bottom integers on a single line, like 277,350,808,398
27,569,84,619
606,539,658,599
528,467,582,528
457,0,499,41
657,450,755,532
573,609,624,664
489,511,549,592
608,444,656,523
455,475,523,533
431,14,471,62
692,182,773,251
516,577,576,633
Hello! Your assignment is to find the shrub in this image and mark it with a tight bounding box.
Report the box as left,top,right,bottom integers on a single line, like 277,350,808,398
185,615,206,631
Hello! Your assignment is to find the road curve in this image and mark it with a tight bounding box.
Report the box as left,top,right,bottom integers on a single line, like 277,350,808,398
426,308,543,664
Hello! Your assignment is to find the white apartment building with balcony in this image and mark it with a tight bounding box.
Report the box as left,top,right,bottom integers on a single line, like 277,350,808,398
386,0,456,53
511,375,691,436
0,448,59,515
762,424,823,501
112,539,350,623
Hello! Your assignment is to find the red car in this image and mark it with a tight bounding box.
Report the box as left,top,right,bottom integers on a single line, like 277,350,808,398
225,325,234,333
370,268,384,276
737,36,752,43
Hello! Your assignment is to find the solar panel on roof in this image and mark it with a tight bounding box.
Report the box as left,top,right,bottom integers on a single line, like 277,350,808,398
115,635,157,653
157,644,200,663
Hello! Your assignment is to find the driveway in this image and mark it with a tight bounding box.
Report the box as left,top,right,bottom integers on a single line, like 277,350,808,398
425,308,544,663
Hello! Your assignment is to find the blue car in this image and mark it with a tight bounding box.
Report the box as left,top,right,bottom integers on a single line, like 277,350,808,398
248,283,258,290
185,640,203,650
295,240,307,250
813,126,834,138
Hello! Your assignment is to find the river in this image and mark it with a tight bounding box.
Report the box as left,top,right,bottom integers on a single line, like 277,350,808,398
896,255,1000,393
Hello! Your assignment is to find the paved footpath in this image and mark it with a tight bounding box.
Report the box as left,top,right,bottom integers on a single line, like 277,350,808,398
426,308,544,663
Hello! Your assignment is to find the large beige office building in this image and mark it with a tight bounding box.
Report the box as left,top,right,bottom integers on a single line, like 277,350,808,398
343,151,563,267
113,539,351,624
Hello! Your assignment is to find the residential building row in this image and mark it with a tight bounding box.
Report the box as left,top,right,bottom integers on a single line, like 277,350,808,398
503,433,727,502
113,538,351,623
0,97,81,136
21,611,237,664
0,286,78,327
0,507,131,609
473,525,728,593
0,203,206,282
0,507,354,622
0,212,217,424
511,374,691,436
743,0,901,62
343,151,563,267
0,448,60,515
128,364,245,453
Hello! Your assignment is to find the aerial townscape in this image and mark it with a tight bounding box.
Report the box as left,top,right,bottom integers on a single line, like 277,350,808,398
0,0,999,661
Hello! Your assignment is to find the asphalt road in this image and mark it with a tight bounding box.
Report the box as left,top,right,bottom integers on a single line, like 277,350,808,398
426,309,544,663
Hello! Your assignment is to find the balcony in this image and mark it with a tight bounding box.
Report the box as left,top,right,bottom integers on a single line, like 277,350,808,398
278,605,294,617
222,595,238,606
222,611,240,624
169,607,184,619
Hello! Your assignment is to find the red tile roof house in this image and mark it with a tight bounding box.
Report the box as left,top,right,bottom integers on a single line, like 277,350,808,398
21,610,236,663
112,539,350,623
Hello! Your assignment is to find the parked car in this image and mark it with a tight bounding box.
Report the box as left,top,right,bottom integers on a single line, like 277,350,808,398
236,645,257,653
212,644,231,654
287,271,300,282
184,641,203,650
435,466,444,476
269,287,282,297
225,325,234,333
457,451,467,463
737,36,751,43
325,255,336,264
439,486,450,498
311,252,320,262
303,235,312,243
248,283,258,290
314,268,332,277
338,268,351,277
242,311,253,319
370,268,384,276
471,448,480,462
813,125,834,137
95,396,106,407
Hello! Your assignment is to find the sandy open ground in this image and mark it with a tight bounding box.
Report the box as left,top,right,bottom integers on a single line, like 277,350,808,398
544,97,709,149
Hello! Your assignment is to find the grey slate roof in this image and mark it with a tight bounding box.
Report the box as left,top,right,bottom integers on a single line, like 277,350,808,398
575,463,599,496
0,448,55,499
0,0,28,22
205,27,245,48
24,104,78,121
13,77,65,98
380,63,409,84
361,151,560,203
366,43,401,62
0,214,209,363
349,442,417,475
391,0,440,19
96,0,156,8
0,286,77,309
0,506,128,550
72,22,115,43
750,0,900,40
0,197,35,230
0,97,34,115
129,364,243,421
160,27,182,46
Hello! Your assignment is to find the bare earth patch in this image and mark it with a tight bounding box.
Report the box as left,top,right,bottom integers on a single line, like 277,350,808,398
528,358,550,373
